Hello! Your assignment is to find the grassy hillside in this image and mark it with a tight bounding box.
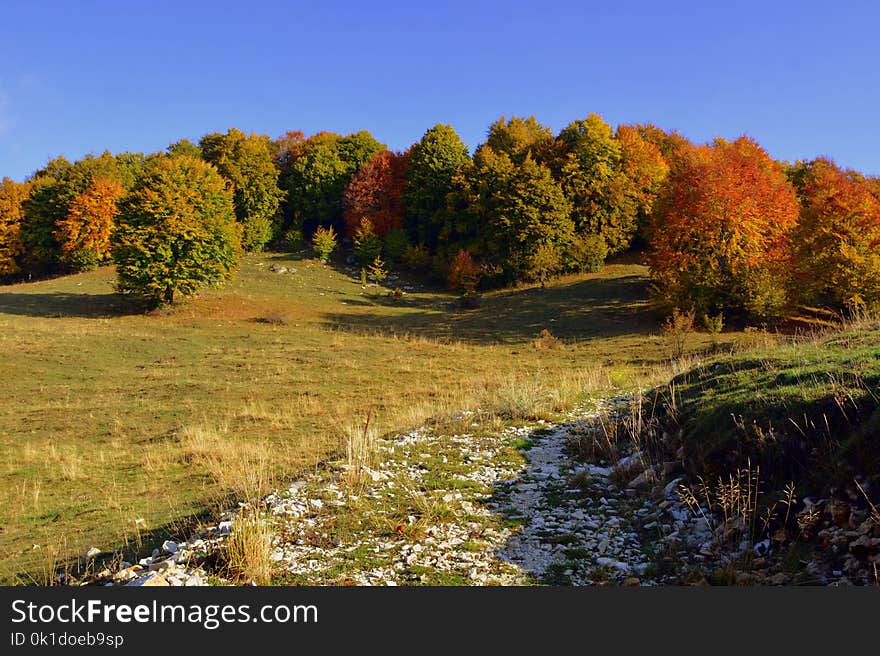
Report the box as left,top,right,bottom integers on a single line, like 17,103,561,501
0,253,739,582
660,322,880,495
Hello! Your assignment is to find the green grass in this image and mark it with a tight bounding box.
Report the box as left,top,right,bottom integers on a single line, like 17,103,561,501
660,320,880,494
0,251,738,583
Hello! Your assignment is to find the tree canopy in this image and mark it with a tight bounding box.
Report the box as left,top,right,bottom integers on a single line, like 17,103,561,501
113,155,240,304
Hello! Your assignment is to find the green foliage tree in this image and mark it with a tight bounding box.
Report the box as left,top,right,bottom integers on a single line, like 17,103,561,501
403,124,470,249
554,113,638,254
454,147,572,283
281,130,384,236
20,156,73,273
199,128,285,252
21,152,135,274
113,155,240,304
353,218,382,267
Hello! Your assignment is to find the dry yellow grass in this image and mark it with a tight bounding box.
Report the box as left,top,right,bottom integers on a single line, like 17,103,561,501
0,254,742,582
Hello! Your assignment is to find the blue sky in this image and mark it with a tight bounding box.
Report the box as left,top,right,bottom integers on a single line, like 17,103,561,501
1,0,878,180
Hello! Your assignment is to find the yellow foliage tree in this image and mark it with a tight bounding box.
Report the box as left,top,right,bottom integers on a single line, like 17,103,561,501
0,177,33,276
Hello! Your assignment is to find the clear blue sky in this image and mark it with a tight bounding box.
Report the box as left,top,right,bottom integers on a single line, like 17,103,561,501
1,0,878,181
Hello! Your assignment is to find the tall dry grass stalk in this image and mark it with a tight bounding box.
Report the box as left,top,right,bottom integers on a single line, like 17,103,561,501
223,512,275,585
338,411,379,489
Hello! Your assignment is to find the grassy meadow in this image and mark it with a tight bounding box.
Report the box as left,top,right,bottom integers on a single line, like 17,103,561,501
0,251,729,582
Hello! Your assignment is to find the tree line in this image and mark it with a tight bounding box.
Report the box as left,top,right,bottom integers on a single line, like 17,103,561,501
0,116,878,318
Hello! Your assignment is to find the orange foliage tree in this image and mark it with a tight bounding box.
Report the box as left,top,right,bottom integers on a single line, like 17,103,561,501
0,177,33,276
342,150,407,238
790,158,880,308
615,125,669,241
649,136,800,319
55,176,125,271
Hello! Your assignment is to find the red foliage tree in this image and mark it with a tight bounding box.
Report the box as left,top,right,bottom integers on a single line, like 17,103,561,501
447,249,481,294
343,150,407,238
649,136,800,318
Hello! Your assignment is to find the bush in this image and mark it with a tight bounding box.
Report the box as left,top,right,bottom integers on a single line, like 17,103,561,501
367,254,388,286
564,232,607,273
311,225,337,261
281,227,303,251
113,155,240,305
401,243,432,272
528,242,562,287
661,307,695,359
353,218,382,267
447,249,481,294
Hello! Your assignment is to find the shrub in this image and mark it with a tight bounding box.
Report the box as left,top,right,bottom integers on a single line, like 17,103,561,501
401,243,432,272
113,155,240,305
281,227,303,251
529,242,562,286
661,307,695,359
311,225,337,261
702,312,724,335
564,232,607,273
447,249,481,295
353,218,382,267
367,254,388,286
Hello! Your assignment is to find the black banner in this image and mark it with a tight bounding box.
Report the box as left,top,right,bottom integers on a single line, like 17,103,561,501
1,586,876,652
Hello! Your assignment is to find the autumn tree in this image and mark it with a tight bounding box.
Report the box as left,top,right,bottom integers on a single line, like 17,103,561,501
452,147,572,283
113,155,240,305
648,136,800,319
21,152,133,274
199,128,285,252
789,158,880,308
20,157,72,273
55,176,124,270
554,114,640,254
343,149,407,238
630,123,694,163
403,124,470,249
167,139,202,159
483,115,554,165
615,125,669,242
281,130,384,236
0,178,32,276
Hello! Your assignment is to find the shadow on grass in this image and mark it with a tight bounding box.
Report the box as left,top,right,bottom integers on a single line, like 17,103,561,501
0,292,144,319
323,271,661,345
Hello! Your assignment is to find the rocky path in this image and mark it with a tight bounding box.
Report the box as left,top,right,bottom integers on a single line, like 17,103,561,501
102,397,718,586
96,394,878,587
